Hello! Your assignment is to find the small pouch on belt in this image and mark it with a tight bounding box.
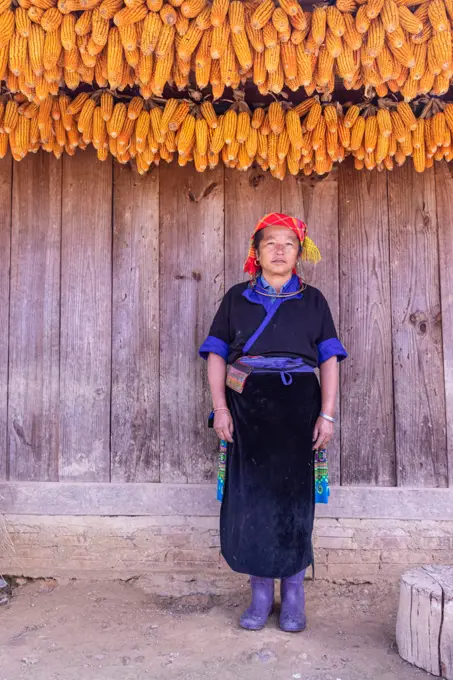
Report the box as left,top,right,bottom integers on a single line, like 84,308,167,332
226,360,253,394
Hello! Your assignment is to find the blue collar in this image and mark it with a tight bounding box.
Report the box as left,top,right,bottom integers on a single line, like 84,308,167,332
242,274,304,308
260,275,293,295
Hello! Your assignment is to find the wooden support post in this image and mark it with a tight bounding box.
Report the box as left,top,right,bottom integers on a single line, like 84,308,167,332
396,565,453,678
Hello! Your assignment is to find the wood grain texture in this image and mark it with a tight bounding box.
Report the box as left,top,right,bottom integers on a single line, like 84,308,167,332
282,170,342,484
434,162,453,488
111,165,160,482
396,567,443,676
9,154,61,481
2,154,453,491
388,164,447,487
224,169,281,289
159,164,224,483
0,156,12,480
60,149,113,481
430,565,453,679
339,162,395,485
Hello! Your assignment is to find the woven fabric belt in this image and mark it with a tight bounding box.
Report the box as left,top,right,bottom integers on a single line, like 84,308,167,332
239,356,315,385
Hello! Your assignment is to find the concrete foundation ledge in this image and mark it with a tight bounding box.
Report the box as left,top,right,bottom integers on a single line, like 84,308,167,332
2,483,453,519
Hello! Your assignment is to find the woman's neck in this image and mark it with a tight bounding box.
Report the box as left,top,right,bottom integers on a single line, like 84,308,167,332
260,271,293,293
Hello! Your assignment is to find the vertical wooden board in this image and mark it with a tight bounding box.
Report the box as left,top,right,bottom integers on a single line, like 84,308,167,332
338,162,395,485
159,164,224,483
0,157,12,480
224,169,281,289
60,150,112,481
111,165,159,482
281,170,342,484
388,164,447,487
435,162,453,487
8,154,61,481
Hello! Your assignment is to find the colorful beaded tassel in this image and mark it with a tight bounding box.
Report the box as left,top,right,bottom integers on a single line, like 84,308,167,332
314,447,330,504
217,442,330,504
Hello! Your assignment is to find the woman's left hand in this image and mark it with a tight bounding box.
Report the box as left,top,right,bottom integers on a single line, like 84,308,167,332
312,416,334,450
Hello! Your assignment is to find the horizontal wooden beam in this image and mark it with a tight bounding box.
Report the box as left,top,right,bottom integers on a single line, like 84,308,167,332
1,482,453,520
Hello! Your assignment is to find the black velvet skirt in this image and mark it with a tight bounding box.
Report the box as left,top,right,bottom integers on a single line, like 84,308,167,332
220,371,321,579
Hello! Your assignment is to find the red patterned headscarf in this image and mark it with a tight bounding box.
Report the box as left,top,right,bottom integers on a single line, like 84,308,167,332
243,212,321,277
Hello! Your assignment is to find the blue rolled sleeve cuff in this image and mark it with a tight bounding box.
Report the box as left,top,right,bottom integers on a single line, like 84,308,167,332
199,335,229,362
317,338,348,366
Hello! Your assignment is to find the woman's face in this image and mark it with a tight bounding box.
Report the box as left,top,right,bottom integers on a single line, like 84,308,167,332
257,225,300,278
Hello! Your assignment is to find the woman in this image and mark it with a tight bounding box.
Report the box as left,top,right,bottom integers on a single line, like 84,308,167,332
199,213,347,632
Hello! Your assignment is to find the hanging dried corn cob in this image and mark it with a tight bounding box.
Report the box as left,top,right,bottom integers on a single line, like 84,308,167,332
0,0,451,99
1,85,453,176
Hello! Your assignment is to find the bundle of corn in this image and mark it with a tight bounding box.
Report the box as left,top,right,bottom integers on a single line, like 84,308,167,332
336,0,453,101
1,90,453,176
0,0,453,103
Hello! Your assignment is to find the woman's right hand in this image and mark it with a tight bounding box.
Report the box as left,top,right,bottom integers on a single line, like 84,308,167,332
214,409,234,443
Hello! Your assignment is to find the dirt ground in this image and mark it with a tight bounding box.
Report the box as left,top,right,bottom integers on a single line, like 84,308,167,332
0,577,429,680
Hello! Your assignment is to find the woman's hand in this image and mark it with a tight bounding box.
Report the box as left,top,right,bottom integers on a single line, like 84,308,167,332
214,409,234,443
312,415,334,450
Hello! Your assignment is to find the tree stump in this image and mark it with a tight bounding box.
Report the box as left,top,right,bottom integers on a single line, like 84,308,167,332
396,565,453,678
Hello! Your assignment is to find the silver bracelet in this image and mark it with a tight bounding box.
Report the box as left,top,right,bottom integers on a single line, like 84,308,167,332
320,411,336,423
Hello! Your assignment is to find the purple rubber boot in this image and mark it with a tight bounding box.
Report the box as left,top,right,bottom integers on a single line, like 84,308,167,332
279,568,307,632
239,576,274,630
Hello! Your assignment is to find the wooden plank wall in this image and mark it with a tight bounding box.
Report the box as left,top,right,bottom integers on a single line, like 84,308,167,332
0,156,11,481
159,164,224,483
60,150,113,482
339,167,395,486
388,166,447,487
9,154,61,481
0,154,450,488
111,165,160,483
